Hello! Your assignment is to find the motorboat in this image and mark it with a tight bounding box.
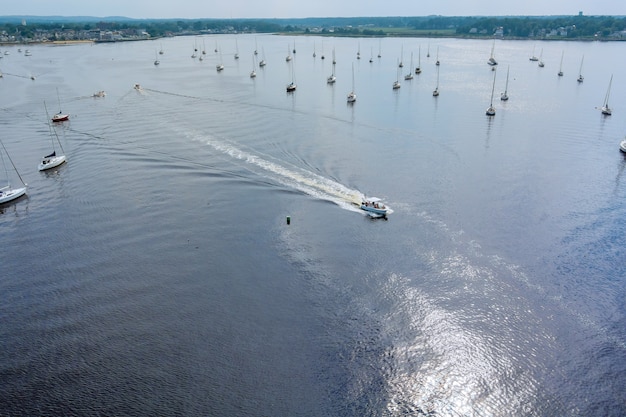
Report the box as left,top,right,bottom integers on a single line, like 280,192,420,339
93,90,106,98
361,197,392,217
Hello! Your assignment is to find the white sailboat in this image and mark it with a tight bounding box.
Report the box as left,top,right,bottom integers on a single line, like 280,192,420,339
234,39,239,60
250,54,257,78
347,63,356,103
356,42,361,60
433,63,440,96
538,48,544,67
286,44,292,62
377,39,381,58
557,50,564,77
392,61,401,89
486,68,497,116
313,41,316,58
39,102,67,171
435,46,440,66
404,53,414,80
159,44,164,55
259,47,266,67
154,50,160,66
327,49,336,84
369,47,373,63
500,65,510,101
601,75,613,116
577,55,584,83
286,61,296,92
216,47,224,71
0,138,27,204
399,45,404,67
487,38,498,66
529,44,538,61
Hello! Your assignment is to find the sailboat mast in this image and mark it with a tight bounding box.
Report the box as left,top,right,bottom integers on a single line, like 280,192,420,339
0,138,26,187
44,101,65,154
490,69,496,106
605,75,613,106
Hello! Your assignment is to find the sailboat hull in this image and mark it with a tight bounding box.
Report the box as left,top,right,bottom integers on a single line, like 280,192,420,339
52,113,69,122
38,155,66,171
0,186,27,204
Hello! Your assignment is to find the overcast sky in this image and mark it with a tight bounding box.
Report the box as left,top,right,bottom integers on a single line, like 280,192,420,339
3,0,625,19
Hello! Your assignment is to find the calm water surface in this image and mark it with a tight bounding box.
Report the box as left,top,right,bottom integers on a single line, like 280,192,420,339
1,35,625,416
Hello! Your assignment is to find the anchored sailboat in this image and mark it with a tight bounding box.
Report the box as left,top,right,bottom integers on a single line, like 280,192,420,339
40,102,67,171
600,74,613,116
51,88,69,122
487,38,498,66
0,138,27,204
415,46,422,74
404,53,414,80
327,49,336,84
433,63,440,96
500,66,510,101
577,55,584,83
347,63,356,103
486,68,497,116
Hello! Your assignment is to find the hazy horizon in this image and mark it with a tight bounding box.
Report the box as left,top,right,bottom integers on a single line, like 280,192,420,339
3,0,626,20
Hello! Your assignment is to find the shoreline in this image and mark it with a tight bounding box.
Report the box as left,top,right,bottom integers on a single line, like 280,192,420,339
1,33,624,47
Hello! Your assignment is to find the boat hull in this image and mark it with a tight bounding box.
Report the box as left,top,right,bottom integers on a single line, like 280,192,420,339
0,186,27,204
620,139,626,153
38,155,66,171
52,113,69,122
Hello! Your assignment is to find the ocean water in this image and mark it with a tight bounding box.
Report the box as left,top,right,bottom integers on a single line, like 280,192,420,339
1,34,625,416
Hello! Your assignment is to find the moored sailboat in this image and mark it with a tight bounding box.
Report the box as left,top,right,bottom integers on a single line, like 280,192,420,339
347,63,356,103
404,53,414,80
0,138,27,204
39,102,67,171
327,49,336,84
51,89,69,122
577,55,584,83
500,66,510,101
433,63,440,96
487,38,498,66
415,46,422,74
486,68,497,116
600,74,613,116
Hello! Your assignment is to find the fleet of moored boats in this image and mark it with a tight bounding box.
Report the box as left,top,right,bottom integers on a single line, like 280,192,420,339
1,39,625,211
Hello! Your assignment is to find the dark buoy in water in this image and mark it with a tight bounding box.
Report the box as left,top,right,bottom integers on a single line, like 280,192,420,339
286,216,291,225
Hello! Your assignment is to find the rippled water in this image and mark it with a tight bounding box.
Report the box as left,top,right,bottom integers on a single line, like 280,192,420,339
1,35,625,416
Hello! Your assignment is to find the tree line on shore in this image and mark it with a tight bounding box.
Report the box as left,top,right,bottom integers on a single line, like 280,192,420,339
1,14,624,41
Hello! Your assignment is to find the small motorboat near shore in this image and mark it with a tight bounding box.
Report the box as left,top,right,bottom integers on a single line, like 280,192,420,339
360,197,392,217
